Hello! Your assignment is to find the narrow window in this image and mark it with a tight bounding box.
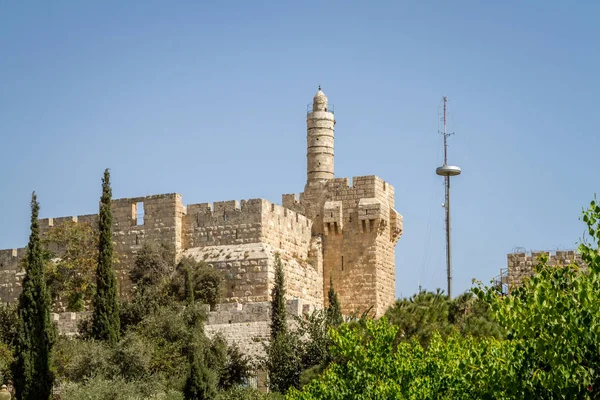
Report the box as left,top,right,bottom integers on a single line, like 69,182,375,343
341,256,344,271
135,202,144,226
135,235,140,245
235,229,239,239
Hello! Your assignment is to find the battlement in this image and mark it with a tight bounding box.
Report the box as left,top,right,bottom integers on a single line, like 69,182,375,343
507,250,584,291
0,248,25,261
183,198,312,255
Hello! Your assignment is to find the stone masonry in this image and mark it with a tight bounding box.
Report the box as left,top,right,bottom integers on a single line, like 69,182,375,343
507,250,584,291
0,88,403,355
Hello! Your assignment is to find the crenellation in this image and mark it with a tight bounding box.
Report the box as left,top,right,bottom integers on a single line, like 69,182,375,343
507,250,584,290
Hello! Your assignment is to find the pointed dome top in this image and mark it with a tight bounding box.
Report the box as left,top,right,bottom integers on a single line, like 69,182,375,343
312,85,328,112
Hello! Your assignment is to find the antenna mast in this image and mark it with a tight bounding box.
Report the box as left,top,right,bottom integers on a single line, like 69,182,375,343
435,96,461,298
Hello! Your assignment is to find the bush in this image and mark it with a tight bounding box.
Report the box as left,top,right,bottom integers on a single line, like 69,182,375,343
217,386,284,400
59,376,183,400
110,332,153,380
171,258,223,308
53,337,114,382
130,243,175,291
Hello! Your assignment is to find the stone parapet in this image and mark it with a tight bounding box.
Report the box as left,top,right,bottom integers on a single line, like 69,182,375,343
507,250,584,290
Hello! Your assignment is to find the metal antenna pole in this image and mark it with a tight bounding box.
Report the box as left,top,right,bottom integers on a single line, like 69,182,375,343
443,98,451,299
436,96,461,299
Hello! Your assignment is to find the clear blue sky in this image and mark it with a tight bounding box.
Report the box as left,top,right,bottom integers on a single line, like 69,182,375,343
1,1,598,299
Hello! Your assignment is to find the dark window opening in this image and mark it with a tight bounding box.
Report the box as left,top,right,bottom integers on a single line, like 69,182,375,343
341,256,344,271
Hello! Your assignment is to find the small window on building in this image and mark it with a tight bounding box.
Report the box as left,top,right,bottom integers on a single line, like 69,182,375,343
341,256,344,271
135,202,144,226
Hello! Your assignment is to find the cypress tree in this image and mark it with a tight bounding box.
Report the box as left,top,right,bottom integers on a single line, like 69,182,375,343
92,169,120,344
270,253,286,339
14,192,55,400
183,345,216,400
327,275,343,326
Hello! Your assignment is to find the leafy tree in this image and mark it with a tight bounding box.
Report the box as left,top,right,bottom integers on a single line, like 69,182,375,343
385,288,502,347
130,243,175,292
326,276,343,327
217,342,252,390
92,168,120,344
13,192,55,400
287,318,524,400
172,257,222,309
471,197,600,397
43,220,98,311
385,289,453,346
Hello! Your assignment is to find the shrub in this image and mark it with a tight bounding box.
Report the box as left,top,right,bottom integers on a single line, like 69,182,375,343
59,376,183,400
53,337,114,382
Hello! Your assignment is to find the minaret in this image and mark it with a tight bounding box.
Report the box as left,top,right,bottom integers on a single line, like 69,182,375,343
306,86,335,184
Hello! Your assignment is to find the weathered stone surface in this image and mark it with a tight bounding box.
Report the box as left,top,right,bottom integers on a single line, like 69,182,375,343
507,250,584,291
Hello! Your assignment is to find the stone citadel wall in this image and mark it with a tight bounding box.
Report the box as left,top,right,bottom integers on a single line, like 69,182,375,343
507,250,584,290
0,194,322,309
0,88,403,356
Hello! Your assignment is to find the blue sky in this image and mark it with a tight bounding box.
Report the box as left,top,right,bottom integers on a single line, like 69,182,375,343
1,1,598,299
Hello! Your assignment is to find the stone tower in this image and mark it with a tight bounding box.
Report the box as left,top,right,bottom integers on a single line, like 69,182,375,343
307,86,335,183
283,87,403,317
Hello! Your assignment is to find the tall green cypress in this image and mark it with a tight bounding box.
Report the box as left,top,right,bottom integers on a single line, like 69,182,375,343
270,253,286,339
14,192,55,400
327,275,343,326
183,345,216,400
92,169,120,344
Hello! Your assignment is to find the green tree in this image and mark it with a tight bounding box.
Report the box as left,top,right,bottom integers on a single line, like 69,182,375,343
385,289,502,347
43,220,99,311
288,318,523,400
184,345,217,400
265,253,303,393
13,192,55,400
270,253,286,340
326,276,343,327
92,169,120,344
385,289,453,346
172,258,222,309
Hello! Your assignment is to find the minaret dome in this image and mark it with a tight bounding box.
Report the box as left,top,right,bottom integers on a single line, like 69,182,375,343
306,86,335,184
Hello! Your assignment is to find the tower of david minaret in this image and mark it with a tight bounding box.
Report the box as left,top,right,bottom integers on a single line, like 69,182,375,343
283,87,403,316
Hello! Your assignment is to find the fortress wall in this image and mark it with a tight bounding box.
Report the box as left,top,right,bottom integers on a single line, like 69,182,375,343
0,248,26,303
182,241,323,308
261,202,313,259
507,250,583,290
183,199,313,259
183,199,264,249
204,299,305,358
111,193,184,295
